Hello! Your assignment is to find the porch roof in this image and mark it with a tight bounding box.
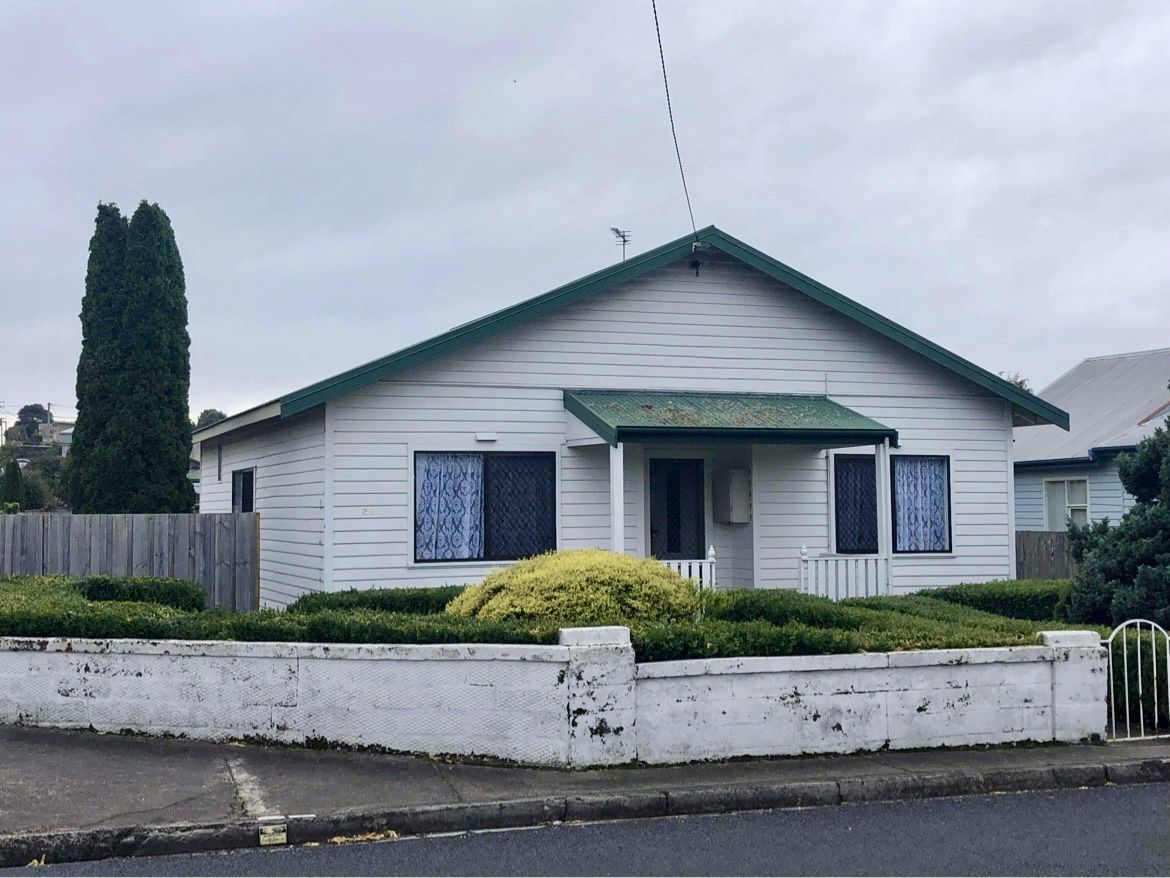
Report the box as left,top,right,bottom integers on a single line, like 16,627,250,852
563,389,898,447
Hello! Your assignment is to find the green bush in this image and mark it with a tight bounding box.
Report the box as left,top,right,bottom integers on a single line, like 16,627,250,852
919,580,1070,621
77,576,206,612
1067,503,1170,627
446,549,700,626
287,585,464,616
1065,420,1170,627
0,578,557,646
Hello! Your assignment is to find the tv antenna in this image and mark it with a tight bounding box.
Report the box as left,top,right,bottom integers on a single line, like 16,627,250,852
610,228,631,260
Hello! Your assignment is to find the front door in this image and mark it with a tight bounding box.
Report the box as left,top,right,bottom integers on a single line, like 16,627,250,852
649,458,705,560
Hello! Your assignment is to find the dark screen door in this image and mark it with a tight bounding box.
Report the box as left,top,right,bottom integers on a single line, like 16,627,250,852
649,459,705,560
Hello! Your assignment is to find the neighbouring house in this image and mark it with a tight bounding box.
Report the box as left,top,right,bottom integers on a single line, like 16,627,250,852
37,420,73,445
57,427,73,457
193,227,1067,608
1013,347,1170,532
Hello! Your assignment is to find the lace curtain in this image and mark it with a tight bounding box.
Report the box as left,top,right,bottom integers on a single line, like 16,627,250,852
892,456,950,552
415,453,484,561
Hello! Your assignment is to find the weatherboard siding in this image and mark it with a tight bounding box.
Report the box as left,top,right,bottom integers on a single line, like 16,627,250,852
1014,458,1135,531
197,410,325,607
309,257,1014,592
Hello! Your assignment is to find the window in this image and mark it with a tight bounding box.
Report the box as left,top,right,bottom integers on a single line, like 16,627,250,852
414,452,556,562
834,455,878,554
891,455,950,553
1045,479,1088,531
231,468,254,513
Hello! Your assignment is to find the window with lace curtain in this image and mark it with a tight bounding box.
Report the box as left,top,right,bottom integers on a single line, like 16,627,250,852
891,455,951,553
414,451,556,562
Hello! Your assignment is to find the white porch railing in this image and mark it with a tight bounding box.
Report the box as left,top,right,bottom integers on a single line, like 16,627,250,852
661,546,717,589
798,546,890,600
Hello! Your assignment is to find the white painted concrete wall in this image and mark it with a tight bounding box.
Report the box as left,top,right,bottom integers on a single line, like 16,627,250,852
1014,458,1135,531
634,631,1106,764
0,629,636,768
0,631,1103,767
202,254,1019,596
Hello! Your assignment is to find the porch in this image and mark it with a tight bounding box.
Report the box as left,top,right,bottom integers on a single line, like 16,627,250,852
563,389,904,596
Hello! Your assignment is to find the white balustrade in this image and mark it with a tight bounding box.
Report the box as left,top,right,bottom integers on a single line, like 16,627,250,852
661,545,717,589
798,546,890,600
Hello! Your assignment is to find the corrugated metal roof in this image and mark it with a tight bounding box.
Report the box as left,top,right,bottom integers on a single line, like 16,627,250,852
1013,347,1170,464
563,389,897,446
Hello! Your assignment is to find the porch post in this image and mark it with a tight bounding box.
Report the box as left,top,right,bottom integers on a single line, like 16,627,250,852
610,442,625,554
876,438,893,557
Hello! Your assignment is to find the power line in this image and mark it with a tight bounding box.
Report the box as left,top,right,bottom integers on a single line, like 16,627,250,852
650,0,697,241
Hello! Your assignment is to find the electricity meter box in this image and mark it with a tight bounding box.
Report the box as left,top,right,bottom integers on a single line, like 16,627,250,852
713,469,751,524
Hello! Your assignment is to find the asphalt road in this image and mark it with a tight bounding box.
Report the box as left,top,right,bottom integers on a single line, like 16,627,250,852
12,783,1170,876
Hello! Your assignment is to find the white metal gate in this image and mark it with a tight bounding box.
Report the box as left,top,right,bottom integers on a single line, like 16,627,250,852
1104,619,1170,741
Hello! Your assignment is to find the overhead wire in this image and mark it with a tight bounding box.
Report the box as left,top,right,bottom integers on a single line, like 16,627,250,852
650,0,698,242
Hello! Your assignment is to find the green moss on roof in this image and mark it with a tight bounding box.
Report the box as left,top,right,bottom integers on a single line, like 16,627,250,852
563,389,898,447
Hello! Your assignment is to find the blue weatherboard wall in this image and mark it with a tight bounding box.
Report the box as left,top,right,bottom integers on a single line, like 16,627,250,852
1014,456,1135,530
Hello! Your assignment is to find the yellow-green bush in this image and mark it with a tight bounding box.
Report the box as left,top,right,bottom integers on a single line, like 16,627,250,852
445,549,700,626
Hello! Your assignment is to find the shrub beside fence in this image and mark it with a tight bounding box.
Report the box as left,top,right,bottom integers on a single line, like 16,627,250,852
0,513,258,611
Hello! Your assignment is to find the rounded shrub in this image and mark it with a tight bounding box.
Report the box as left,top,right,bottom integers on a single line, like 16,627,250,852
445,549,700,626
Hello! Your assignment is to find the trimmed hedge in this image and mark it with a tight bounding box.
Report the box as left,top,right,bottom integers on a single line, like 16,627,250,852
287,586,465,616
925,579,1070,621
629,616,1032,663
0,575,1098,662
77,576,205,612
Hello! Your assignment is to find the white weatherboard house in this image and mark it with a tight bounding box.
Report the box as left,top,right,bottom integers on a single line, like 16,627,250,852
193,227,1068,608
1014,347,1170,531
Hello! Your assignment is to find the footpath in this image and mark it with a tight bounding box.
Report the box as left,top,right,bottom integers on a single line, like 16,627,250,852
2,725,1170,868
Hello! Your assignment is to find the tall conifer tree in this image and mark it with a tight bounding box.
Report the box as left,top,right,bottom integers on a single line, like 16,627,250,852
68,201,194,512
67,203,129,511
110,201,195,512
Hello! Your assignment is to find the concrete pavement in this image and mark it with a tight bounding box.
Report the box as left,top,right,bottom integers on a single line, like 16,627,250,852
2,725,1170,867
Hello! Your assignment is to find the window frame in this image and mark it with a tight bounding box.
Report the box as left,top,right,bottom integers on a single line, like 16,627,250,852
412,450,558,565
231,467,255,514
889,454,952,555
1042,477,1090,532
831,452,880,555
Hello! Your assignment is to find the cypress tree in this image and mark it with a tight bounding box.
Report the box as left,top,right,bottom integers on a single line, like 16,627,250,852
105,201,195,512
67,203,129,512
1,460,23,507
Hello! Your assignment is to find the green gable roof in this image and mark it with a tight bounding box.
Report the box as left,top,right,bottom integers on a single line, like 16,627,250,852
563,389,899,447
275,226,1067,430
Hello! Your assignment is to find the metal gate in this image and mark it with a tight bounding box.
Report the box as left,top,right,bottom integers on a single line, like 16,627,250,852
1105,619,1170,741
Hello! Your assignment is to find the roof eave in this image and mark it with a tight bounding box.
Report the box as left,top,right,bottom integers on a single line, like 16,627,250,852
615,426,899,447
257,224,1064,430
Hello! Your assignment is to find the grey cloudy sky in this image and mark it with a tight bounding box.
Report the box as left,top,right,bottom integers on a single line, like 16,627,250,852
2,0,1168,421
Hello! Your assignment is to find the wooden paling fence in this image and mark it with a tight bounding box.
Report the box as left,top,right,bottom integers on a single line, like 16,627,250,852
1016,530,1077,580
0,513,259,611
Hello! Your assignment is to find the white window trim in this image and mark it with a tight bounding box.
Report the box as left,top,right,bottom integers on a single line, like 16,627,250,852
1042,477,1091,532
890,453,954,556
406,439,562,570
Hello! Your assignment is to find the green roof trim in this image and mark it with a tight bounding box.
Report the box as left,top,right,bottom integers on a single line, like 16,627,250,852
564,389,899,448
279,225,1068,430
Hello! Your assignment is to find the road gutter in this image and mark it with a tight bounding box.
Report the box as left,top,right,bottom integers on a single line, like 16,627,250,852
3,757,1169,868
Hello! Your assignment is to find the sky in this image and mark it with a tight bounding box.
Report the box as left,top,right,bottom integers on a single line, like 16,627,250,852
1,0,1168,424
